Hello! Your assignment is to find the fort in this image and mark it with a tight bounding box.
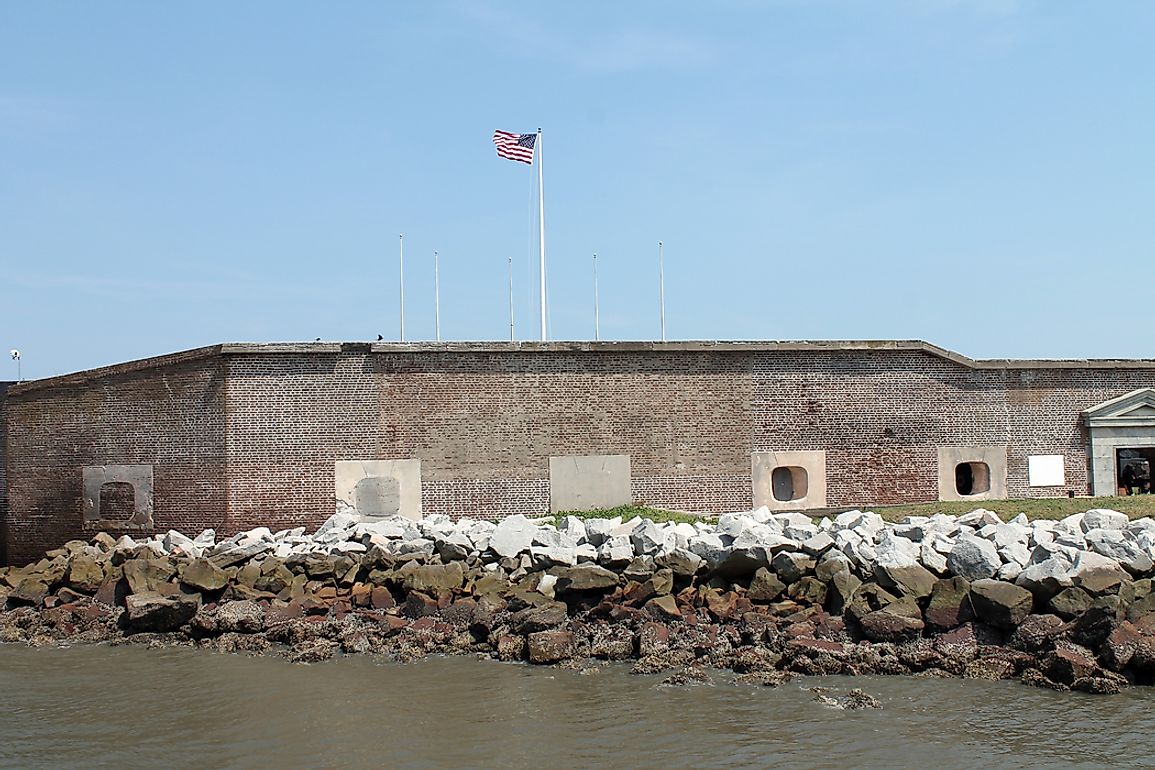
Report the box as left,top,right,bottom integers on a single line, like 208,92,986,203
3,339,1155,566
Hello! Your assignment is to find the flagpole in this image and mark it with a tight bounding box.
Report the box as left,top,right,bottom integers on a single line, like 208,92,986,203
508,253,515,342
658,240,666,342
537,128,547,341
593,252,600,341
433,250,441,342
399,233,406,342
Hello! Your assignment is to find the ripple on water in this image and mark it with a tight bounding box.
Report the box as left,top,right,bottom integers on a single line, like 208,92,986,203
1,645,1154,770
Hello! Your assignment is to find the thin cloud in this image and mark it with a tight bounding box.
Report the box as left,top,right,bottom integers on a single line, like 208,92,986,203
453,2,715,73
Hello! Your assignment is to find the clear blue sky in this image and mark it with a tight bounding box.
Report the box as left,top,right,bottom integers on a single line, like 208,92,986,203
3,1,1153,379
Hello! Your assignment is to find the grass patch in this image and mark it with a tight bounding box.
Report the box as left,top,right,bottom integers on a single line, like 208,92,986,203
863,495,1155,523
548,504,706,526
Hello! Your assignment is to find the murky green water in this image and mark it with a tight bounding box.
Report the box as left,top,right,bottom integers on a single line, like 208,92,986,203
0,644,1153,769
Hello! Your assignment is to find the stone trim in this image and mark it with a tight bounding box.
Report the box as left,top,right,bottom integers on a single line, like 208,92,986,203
82,464,154,530
937,447,1008,502
752,451,827,510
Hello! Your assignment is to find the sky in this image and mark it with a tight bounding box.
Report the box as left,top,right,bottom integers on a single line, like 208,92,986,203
2,1,1154,379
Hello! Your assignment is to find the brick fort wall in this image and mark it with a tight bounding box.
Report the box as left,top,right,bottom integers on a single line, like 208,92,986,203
5,341,1155,564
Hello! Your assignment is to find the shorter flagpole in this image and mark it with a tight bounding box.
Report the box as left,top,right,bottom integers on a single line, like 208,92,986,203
593,252,600,341
658,241,666,342
399,234,406,342
434,250,441,342
508,253,515,341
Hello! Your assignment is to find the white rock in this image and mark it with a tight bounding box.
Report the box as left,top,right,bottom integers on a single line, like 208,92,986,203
630,521,664,555
1082,509,1129,532
920,541,949,574
317,512,359,535
584,517,621,547
999,542,1031,567
558,516,587,544
163,530,200,557
530,545,576,567
946,535,1001,581
489,514,538,558
597,537,634,568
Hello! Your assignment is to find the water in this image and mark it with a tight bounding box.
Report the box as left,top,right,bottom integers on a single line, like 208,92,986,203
1,644,1153,769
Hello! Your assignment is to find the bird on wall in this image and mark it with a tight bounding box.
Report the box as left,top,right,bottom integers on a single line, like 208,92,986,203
376,335,383,341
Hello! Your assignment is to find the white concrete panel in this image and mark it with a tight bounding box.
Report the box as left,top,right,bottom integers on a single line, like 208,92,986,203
334,459,422,521
549,454,631,513
1028,455,1065,487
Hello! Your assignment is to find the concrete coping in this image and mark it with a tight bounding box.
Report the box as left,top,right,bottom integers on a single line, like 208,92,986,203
9,339,1155,396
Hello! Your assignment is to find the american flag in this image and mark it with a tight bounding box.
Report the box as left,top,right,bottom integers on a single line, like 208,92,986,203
492,130,536,164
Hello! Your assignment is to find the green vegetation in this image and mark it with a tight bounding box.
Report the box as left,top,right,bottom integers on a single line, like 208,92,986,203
863,495,1155,523
549,504,707,526
545,496,1155,527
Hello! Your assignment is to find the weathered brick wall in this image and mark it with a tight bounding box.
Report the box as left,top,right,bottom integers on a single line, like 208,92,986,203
224,349,753,529
1,382,10,565
7,342,1155,564
4,354,226,565
1001,367,1155,499
749,350,1154,506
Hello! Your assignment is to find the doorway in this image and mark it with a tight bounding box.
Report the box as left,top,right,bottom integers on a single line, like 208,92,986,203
1116,448,1155,494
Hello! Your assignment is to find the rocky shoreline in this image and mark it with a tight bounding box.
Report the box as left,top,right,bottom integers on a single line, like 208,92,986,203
4,507,1155,695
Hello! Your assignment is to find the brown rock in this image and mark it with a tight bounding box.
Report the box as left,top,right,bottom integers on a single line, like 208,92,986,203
858,608,924,643
747,568,786,603
1048,587,1093,620
510,601,569,633
67,556,105,593
1007,614,1065,652
8,579,49,607
370,587,396,610
496,634,526,661
705,590,741,621
93,577,128,607
527,630,577,664
124,590,200,632
180,559,230,592
645,595,682,619
969,579,1034,630
122,558,177,595
924,577,974,629
787,577,827,606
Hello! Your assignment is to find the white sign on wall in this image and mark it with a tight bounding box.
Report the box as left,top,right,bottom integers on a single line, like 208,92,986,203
1028,455,1065,487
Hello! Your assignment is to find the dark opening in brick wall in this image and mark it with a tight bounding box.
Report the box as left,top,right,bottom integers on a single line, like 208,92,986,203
771,466,808,502
955,462,991,496
99,481,136,520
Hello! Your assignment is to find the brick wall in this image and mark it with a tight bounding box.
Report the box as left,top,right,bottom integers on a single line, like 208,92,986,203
223,349,753,529
1,382,10,565
4,354,226,565
6,342,1155,564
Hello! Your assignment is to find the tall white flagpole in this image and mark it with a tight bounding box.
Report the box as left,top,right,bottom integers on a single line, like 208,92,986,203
434,250,441,342
658,240,666,342
593,252,600,341
537,128,547,341
399,233,406,342
508,253,515,342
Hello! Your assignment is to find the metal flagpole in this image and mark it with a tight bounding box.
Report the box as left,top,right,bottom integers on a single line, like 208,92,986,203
658,241,666,342
508,253,515,341
434,250,441,342
593,252,600,341
399,234,406,342
537,128,547,341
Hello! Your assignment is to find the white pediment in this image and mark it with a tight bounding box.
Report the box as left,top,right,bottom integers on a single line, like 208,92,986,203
1083,389,1155,427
